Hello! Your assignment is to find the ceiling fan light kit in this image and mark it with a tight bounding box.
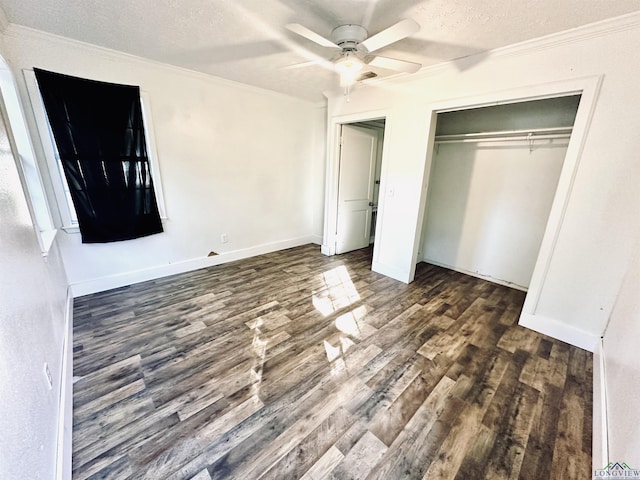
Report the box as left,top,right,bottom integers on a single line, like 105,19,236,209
334,52,364,84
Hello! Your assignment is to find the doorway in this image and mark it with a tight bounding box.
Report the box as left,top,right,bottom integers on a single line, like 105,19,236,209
406,77,602,349
323,115,386,259
419,95,581,291
324,79,601,348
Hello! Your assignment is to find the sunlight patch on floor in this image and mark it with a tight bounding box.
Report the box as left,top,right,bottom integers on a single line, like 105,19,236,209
312,265,361,316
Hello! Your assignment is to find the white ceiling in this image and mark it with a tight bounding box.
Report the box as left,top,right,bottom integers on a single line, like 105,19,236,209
1,0,639,102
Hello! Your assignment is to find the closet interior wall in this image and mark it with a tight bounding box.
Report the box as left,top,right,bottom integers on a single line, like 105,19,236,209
420,95,581,290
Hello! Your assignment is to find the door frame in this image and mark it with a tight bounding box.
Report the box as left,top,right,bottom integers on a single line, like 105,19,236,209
413,76,603,349
335,124,379,254
322,109,390,257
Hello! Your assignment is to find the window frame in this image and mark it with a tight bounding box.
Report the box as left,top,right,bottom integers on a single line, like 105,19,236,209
23,69,167,233
0,65,57,255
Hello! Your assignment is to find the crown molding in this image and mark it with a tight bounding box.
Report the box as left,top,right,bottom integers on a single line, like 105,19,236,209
4,9,640,103
3,23,320,106
490,10,640,59
326,9,640,98
422,10,640,79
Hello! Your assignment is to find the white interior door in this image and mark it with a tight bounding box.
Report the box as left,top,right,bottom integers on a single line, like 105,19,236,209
336,125,378,254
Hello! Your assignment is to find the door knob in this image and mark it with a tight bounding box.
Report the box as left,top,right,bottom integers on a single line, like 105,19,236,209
369,202,374,207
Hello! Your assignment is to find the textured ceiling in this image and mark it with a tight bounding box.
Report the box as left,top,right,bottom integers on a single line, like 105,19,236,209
1,0,639,101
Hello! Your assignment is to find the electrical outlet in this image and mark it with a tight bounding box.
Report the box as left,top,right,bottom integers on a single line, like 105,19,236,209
44,363,53,390
221,233,228,244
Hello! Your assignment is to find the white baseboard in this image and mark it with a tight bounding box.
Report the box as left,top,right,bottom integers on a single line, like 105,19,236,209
592,337,609,471
518,312,599,352
372,260,411,284
70,236,316,297
321,244,334,256
422,258,528,292
310,234,323,245
56,288,73,480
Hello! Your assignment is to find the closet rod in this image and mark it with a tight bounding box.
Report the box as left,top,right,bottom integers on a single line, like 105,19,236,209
435,126,573,143
435,133,571,144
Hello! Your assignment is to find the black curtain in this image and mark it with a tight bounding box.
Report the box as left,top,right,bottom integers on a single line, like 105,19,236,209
34,68,163,243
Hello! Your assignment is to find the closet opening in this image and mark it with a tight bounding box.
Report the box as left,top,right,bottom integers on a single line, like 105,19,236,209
418,95,581,291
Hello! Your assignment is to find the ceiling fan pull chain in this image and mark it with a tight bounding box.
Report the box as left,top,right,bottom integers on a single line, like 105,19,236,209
343,83,352,102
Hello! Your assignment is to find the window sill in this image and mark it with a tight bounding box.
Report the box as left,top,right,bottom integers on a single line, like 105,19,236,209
61,225,80,234
39,228,58,256
60,217,168,236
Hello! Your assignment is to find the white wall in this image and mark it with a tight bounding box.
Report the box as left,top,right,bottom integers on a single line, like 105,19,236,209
422,139,567,289
325,12,640,346
600,242,640,467
0,57,69,478
3,26,323,295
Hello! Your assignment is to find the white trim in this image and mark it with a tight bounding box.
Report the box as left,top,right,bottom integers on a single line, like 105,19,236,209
323,109,390,260
522,77,602,315
409,110,437,282
23,69,79,228
70,236,317,297
325,10,640,97
320,244,334,256
61,225,80,234
411,76,602,351
39,228,58,256
5,24,320,106
592,337,609,472
0,60,57,254
6,9,639,106
518,312,598,352
310,234,323,246
139,91,167,219
371,260,411,284
56,288,73,480
490,10,640,60
422,258,528,292
58,217,167,235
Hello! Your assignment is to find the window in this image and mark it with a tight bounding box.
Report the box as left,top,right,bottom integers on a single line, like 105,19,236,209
0,62,57,255
24,70,167,236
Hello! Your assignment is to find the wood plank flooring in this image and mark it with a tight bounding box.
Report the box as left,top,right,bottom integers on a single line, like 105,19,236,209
72,244,592,479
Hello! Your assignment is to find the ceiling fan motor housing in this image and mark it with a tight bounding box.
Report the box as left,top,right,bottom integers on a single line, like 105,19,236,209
331,24,368,51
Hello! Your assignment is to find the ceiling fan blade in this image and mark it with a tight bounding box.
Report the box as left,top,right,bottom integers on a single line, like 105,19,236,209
357,71,378,83
285,24,340,49
361,19,420,53
368,55,422,73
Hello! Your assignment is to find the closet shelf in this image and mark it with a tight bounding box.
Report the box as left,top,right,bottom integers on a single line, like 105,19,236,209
434,126,573,144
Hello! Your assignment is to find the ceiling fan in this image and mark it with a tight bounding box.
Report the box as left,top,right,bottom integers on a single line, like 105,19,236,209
285,19,422,85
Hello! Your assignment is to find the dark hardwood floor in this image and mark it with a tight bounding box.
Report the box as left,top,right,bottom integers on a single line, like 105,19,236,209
72,244,592,479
